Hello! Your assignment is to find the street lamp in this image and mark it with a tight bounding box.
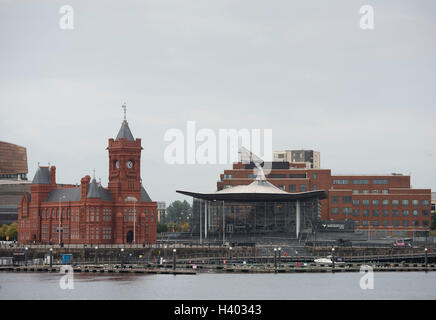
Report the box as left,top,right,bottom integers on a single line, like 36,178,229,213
278,247,281,267
95,246,98,264
173,248,177,272
120,248,125,268
425,248,428,268
229,246,232,264
25,247,28,266
331,247,335,270
49,248,53,268
273,248,277,273
58,195,66,245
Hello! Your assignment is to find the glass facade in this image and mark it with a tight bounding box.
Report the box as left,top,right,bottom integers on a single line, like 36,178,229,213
191,199,321,242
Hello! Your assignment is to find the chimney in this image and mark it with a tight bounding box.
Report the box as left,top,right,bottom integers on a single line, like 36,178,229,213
50,166,56,186
80,175,91,199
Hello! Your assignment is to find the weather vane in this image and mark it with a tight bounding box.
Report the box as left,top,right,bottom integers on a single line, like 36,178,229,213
122,102,127,121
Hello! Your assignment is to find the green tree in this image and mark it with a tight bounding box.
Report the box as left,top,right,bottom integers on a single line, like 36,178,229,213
166,200,192,224
157,222,168,233
6,223,18,241
431,211,436,230
0,224,8,240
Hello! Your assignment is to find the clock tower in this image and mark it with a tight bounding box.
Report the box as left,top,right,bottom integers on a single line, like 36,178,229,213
107,106,143,202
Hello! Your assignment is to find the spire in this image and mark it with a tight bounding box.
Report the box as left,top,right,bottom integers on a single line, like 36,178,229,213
87,178,101,199
32,166,51,184
122,102,127,121
115,103,135,141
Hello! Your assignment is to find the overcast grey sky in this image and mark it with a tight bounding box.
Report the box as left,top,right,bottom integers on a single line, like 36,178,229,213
0,0,435,204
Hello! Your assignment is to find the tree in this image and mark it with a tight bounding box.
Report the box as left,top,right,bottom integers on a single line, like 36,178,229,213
431,211,436,230
157,222,168,233
180,222,190,232
6,223,18,240
166,200,192,224
0,224,8,240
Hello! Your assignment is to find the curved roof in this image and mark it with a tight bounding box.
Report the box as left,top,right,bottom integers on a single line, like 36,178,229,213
116,120,134,141
0,141,28,175
177,175,327,202
215,179,289,195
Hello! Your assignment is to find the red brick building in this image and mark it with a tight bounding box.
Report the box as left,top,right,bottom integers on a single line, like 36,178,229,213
18,116,157,245
217,162,431,234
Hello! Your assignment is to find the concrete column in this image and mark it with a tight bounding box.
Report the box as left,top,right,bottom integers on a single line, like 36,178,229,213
199,199,203,244
296,201,301,239
204,200,208,240
222,201,225,245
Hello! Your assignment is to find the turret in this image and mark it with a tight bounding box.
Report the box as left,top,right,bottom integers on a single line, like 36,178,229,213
50,166,56,186
80,175,91,199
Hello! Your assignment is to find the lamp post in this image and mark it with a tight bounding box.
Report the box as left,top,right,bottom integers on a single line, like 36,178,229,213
25,247,28,266
278,247,281,267
95,246,98,265
425,248,428,269
229,246,232,264
49,248,53,268
274,248,277,273
173,248,177,272
120,248,124,269
331,247,335,271
58,195,66,245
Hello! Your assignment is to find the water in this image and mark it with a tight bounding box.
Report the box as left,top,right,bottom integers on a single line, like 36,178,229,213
0,271,435,300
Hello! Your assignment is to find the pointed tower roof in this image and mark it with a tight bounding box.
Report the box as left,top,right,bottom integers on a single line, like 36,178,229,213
32,166,51,184
115,103,134,141
116,120,135,141
87,178,101,198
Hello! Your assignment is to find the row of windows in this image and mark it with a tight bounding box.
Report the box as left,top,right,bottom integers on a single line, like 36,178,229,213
41,208,79,220
331,208,430,217
357,220,429,227
333,179,388,185
124,208,156,222
88,226,99,240
102,227,112,240
286,185,307,192
102,208,112,222
225,173,311,180
0,173,27,180
41,207,115,222
352,190,388,194
332,197,430,206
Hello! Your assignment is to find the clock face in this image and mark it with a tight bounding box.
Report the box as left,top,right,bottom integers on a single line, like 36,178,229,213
115,161,120,169
127,160,133,169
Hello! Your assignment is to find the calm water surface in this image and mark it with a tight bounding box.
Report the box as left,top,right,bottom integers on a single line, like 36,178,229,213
0,271,435,300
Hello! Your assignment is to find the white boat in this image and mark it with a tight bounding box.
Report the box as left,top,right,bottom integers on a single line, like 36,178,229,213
314,255,345,265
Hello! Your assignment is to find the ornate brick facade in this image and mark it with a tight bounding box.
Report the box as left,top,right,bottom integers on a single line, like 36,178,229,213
18,117,157,245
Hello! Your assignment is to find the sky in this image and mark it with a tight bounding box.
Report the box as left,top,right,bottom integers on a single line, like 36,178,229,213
0,0,435,205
